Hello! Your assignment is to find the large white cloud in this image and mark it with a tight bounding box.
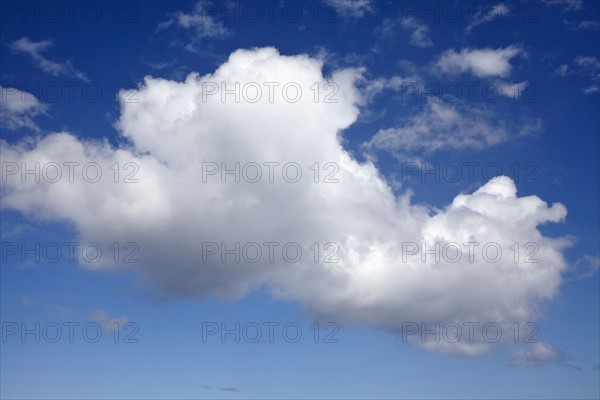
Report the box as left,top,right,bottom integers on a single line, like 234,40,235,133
0,47,570,358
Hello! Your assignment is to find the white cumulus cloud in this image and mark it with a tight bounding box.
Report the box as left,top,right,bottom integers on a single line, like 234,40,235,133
0,47,570,358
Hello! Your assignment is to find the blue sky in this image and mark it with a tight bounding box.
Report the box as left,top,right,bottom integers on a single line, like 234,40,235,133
1,0,599,399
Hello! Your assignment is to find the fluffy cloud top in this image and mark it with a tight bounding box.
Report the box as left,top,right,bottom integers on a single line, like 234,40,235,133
0,47,570,358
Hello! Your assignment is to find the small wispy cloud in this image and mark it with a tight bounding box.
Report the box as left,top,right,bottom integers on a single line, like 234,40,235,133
583,85,600,94
467,3,511,30
574,55,600,71
564,19,600,30
565,364,583,372
157,1,231,53
543,0,584,11
435,46,523,78
364,99,541,159
88,309,129,334
493,80,530,99
0,86,48,131
374,17,432,49
510,342,566,367
554,64,570,76
8,37,88,81
400,17,433,48
21,295,34,307
564,255,600,280
142,59,177,71
325,0,373,18
46,303,75,316
555,56,600,94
